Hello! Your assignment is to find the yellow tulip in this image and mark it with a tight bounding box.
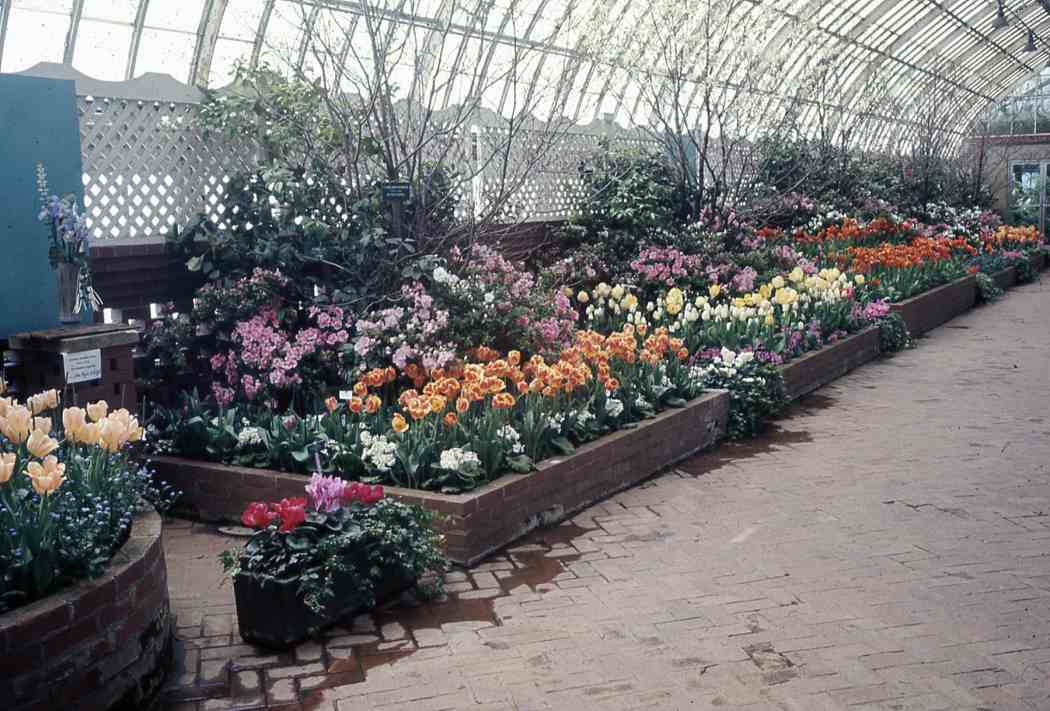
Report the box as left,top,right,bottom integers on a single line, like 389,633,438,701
577,290,590,304
98,418,130,453
771,276,785,289
0,406,32,444
75,421,101,446
27,430,60,459
854,274,866,285
28,390,60,415
391,413,409,434
0,397,10,417
764,312,775,326
774,287,799,306
708,284,722,299
63,407,87,440
33,417,52,434
665,288,684,316
86,400,108,423
0,452,16,484
26,455,65,496
789,267,804,283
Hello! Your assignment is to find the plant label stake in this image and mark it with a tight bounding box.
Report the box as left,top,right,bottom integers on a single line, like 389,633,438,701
381,182,411,241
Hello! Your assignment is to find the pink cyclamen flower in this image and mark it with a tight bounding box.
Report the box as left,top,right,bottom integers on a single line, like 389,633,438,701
306,473,347,513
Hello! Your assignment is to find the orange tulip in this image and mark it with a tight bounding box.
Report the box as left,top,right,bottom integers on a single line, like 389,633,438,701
391,414,409,433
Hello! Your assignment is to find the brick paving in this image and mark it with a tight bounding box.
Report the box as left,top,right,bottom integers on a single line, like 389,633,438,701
161,279,1050,711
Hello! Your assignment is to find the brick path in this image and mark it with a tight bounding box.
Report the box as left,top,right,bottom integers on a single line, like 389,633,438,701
161,279,1050,711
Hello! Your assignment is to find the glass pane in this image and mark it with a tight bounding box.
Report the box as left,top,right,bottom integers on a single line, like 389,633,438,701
1010,163,1041,227
72,19,132,80
208,37,252,86
81,0,138,23
2,3,71,72
133,28,195,80
144,0,205,32
219,0,267,41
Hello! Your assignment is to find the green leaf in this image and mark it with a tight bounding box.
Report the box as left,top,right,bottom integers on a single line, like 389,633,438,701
551,437,575,456
506,454,534,473
291,448,311,463
665,397,688,408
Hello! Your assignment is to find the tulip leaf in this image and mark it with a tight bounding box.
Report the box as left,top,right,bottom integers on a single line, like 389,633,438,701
551,437,575,455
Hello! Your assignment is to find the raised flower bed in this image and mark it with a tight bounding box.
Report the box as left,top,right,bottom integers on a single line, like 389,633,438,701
889,274,977,337
778,326,881,402
155,390,729,565
0,506,171,711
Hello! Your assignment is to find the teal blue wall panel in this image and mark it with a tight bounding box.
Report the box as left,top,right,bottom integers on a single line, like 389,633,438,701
0,74,85,338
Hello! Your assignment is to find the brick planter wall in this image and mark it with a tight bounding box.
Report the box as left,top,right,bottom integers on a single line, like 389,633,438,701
778,327,881,402
153,390,729,565
0,507,172,711
990,267,1018,291
889,274,977,338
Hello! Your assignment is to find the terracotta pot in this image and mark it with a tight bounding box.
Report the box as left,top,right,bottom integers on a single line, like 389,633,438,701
55,262,80,324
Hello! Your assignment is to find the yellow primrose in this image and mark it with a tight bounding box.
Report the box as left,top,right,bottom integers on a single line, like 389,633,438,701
854,274,865,285
0,452,16,484
26,430,60,459
26,455,65,496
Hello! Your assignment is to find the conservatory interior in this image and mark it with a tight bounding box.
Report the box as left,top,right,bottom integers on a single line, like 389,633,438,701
2,1,1050,710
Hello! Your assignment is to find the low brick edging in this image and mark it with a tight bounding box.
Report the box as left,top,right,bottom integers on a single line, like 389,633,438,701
153,391,730,565
990,266,1018,291
890,274,977,338
0,507,172,711
778,327,881,402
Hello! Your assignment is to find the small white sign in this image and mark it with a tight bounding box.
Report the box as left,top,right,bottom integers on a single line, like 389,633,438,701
339,390,353,401
63,349,102,384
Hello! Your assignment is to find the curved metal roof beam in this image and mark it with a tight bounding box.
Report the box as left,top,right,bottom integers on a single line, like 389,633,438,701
62,0,85,65
126,0,151,80
250,0,277,70
191,0,229,87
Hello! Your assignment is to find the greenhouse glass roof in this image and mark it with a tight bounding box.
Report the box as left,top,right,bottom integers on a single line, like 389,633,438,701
3,0,1049,145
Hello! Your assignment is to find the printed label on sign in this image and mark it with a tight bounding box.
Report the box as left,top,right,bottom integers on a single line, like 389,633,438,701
339,390,353,400
63,349,102,384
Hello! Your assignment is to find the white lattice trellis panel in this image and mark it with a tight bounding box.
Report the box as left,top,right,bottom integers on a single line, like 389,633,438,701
78,96,258,240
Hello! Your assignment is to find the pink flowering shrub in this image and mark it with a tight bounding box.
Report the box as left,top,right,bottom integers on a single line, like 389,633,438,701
630,246,702,286
352,282,456,373
211,304,353,406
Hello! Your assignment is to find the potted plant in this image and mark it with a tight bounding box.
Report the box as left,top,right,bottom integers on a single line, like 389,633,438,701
221,474,447,649
36,163,102,323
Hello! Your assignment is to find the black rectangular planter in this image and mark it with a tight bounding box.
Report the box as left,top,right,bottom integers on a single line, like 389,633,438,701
234,570,413,649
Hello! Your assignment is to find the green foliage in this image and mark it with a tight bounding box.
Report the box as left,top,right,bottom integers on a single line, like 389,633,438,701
877,312,911,353
558,144,690,268
974,271,1003,304
223,499,447,614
